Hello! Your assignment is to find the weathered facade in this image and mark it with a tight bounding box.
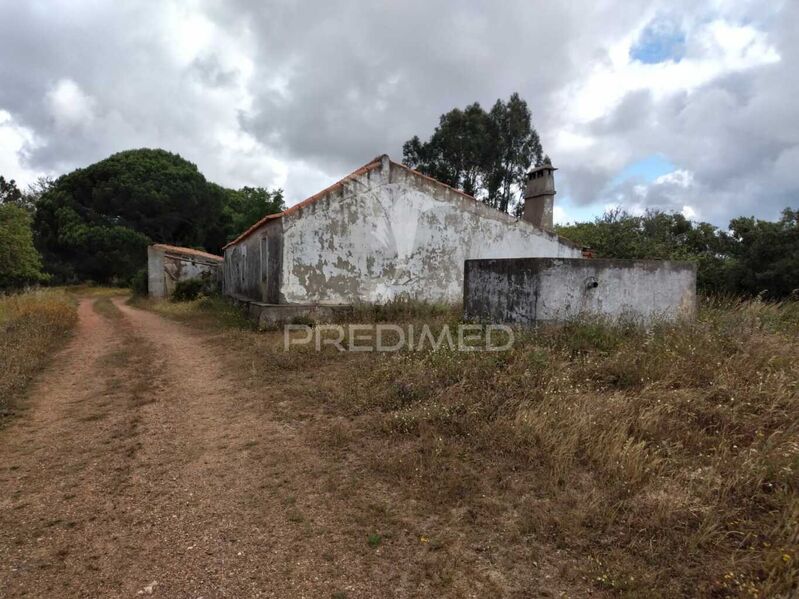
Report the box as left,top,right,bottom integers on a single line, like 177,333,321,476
464,257,697,325
147,244,223,299
223,155,583,306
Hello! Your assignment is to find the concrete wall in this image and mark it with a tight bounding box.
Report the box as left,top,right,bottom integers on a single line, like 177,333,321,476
275,157,582,305
147,246,222,299
464,257,697,325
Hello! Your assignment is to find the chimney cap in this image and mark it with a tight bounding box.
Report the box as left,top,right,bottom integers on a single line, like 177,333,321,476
527,164,557,176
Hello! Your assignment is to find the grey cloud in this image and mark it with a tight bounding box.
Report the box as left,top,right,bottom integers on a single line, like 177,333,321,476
0,0,794,224
572,2,799,225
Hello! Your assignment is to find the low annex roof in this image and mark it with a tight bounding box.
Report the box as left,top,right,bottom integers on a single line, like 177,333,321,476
222,154,582,252
151,243,223,262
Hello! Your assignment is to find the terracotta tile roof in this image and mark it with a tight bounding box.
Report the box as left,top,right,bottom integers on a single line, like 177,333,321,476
222,154,582,252
151,243,223,262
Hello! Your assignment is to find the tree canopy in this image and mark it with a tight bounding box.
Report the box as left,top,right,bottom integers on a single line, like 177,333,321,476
31,148,283,283
223,185,285,236
0,176,23,206
725,209,799,298
0,202,47,289
557,208,799,298
402,93,544,214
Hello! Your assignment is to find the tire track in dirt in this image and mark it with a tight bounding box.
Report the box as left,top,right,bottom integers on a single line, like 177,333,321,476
0,297,406,598
1,296,586,598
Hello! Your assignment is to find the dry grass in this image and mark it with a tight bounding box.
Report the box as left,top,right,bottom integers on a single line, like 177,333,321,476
129,294,253,331
339,298,799,597
64,284,130,298
92,296,123,320
0,289,78,420
142,294,799,597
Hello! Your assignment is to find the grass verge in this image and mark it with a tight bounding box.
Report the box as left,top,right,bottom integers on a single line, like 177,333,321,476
128,294,253,331
0,289,78,422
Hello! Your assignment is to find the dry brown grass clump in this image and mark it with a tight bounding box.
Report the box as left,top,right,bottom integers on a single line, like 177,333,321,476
0,289,78,419
343,298,799,597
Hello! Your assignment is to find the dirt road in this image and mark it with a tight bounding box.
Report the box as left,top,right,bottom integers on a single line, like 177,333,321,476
1,297,579,598
0,298,401,598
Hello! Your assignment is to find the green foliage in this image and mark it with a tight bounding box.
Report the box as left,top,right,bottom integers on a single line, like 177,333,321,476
171,272,219,302
486,93,544,214
34,149,226,283
725,208,799,298
557,207,799,298
0,203,48,289
171,278,205,302
403,93,543,213
223,185,284,238
0,176,23,206
129,268,148,296
32,148,282,283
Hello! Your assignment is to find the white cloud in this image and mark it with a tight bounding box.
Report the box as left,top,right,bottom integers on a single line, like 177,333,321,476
0,110,46,188
45,79,96,130
654,169,694,188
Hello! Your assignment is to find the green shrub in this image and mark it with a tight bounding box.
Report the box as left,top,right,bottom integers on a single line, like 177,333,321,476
290,314,316,327
129,268,148,296
171,278,205,302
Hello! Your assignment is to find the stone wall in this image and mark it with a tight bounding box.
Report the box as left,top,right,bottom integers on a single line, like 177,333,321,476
464,257,697,325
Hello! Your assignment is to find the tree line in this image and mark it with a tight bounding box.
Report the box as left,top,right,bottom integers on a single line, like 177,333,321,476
557,209,799,299
1,93,797,298
0,149,284,286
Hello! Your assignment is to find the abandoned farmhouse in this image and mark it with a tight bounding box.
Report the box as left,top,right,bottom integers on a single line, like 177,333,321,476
148,154,697,324
222,155,582,305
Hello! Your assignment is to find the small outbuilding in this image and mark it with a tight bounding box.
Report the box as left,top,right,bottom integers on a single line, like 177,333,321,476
147,243,223,299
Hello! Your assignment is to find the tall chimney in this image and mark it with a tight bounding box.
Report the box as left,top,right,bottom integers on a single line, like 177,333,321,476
522,164,557,229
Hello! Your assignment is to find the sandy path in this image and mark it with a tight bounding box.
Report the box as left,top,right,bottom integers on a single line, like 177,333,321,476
0,298,396,598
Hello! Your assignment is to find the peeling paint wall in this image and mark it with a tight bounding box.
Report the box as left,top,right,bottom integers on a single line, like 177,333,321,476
277,159,583,305
147,246,222,299
464,257,697,324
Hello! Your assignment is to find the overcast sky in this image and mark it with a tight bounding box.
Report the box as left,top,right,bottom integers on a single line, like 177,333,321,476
0,0,796,226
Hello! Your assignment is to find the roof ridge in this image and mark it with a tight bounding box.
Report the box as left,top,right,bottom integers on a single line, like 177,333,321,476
389,159,583,250
222,155,384,249
222,154,582,252
151,243,223,261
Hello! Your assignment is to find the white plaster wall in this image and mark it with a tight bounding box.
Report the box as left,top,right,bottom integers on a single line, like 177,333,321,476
147,246,166,298
280,164,583,305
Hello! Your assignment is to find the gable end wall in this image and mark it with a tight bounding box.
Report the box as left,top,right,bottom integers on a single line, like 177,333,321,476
277,159,583,304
